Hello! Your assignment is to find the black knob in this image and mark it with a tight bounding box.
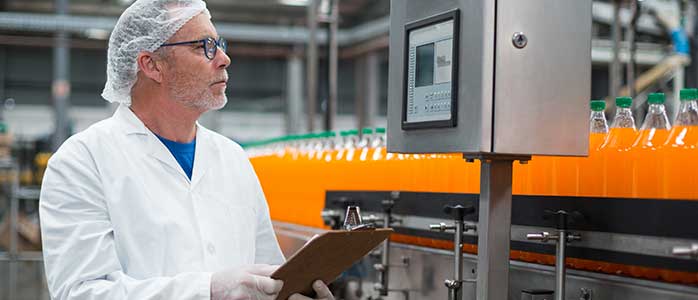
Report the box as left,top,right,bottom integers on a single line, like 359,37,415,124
443,205,475,221
543,210,586,230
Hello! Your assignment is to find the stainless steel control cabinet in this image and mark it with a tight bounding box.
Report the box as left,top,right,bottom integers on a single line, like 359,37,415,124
387,0,592,156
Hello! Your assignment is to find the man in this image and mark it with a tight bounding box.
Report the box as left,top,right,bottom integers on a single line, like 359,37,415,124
39,1,334,299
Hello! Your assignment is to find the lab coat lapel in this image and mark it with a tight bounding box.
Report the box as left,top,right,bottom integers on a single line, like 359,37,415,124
146,136,191,183
113,105,190,183
190,124,209,189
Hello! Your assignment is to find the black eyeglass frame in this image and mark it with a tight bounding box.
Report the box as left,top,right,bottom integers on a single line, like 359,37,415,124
160,37,227,60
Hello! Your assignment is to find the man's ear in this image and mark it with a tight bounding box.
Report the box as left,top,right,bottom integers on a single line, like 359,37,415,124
136,52,165,83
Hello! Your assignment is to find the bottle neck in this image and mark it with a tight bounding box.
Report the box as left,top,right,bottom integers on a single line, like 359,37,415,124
675,100,698,126
590,110,609,134
640,103,671,130
358,134,371,148
370,134,383,148
611,107,636,129
343,135,358,148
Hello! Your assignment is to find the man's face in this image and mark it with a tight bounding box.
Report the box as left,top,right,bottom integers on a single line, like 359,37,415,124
159,13,230,111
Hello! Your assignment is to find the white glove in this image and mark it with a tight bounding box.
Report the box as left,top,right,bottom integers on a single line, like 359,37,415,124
288,280,335,300
211,264,284,300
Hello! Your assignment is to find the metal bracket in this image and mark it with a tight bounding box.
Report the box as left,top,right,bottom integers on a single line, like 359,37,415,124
428,204,476,300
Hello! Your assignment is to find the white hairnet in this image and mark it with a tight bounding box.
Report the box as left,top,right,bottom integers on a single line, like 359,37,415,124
102,0,210,105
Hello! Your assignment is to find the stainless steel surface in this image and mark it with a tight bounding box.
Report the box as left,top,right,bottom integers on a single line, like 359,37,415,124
354,211,698,261
429,205,477,300
374,196,398,297
388,0,590,156
376,209,391,296
273,221,698,300
476,159,513,300
388,0,493,154
555,230,566,300
451,216,463,300
306,0,318,132
493,0,590,156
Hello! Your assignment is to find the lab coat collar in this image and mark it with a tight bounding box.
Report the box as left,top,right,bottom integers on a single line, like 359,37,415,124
113,104,210,188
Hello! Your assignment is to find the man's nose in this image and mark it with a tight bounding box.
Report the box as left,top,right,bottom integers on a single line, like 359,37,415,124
215,47,231,69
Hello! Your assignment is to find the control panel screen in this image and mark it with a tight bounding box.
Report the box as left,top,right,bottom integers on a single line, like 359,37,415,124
403,11,458,129
415,43,434,87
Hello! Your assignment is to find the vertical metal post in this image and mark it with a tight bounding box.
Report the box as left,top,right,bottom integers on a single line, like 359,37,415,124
286,49,303,134
366,51,379,128
377,207,391,296
627,0,639,99
52,0,71,151
355,52,379,131
451,217,464,300
0,48,5,103
610,0,622,102
476,159,514,300
306,0,318,132
555,230,567,300
354,55,366,131
8,160,19,300
325,0,338,131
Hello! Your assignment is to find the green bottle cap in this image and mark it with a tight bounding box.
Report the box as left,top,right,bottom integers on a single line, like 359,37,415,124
375,127,386,134
328,131,337,137
361,128,373,135
680,88,698,101
0,122,7,134
347,129,359,135
647,93,665,104
590,100,605,111
339,130,350,137
615,96,632,108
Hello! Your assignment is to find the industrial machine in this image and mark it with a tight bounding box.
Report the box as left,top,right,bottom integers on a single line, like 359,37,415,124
387,0,589,299
256,0,698,299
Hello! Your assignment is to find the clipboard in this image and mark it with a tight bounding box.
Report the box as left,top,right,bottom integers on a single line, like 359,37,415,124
271,228,393,300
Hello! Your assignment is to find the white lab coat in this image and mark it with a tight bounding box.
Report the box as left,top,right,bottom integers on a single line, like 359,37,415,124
39,105,285,300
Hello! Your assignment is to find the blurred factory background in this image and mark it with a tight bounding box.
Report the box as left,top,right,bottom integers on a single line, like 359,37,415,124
0,0,697,299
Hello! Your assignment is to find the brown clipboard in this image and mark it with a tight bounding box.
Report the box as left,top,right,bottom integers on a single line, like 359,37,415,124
271,228,393,300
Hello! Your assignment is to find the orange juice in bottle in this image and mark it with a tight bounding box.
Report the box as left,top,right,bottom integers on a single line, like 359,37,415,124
578,100,609,197
529,155,555,196
370,128,390,190
631,93,671,199
600,96,637,198
663,88,698,199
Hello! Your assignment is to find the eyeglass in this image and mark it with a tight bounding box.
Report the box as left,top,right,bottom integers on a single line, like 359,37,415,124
160,37,228,60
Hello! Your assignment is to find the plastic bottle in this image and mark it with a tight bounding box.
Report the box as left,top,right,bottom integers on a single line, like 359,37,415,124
631,93,671,198
663,88,698,199
370,128,390,191
329,130,358,191
578,100,609,197
600,96,637,198
358,128,373,162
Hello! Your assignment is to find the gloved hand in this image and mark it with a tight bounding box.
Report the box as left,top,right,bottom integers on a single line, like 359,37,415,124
211,264,284,300
288,280,335,300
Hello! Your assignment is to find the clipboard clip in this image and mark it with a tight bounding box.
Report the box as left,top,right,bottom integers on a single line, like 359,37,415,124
344,206,376,231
